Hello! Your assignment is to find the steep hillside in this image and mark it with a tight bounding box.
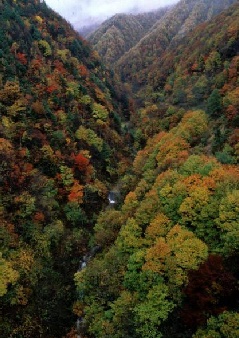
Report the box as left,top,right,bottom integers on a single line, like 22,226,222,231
0,0,129,337
87,7,169,65
117,0,237,92
74,2,239,338
128,1,239,152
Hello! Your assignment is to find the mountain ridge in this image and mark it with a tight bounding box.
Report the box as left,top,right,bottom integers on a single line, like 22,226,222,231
116,0,237,91
87,7,169,64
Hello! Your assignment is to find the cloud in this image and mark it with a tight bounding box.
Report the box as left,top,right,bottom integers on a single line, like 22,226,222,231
45,0,179,29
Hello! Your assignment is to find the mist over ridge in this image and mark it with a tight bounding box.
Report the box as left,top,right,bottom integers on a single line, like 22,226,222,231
45,0,179,29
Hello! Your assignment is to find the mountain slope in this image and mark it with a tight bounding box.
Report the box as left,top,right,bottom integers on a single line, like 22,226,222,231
129,0,239,147
116,0,237,92
87,7,169,64
0,0,129,337
74,2,239,338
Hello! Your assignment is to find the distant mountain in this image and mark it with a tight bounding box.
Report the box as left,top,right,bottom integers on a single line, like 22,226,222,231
116,0,237,92
125,0,239,144
87,7,169,64
79,21,103,37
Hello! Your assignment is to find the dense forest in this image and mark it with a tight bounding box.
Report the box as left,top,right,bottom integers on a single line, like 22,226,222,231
87,7,169,65
116,0,237,93
0,0,130,336
1,0,239,337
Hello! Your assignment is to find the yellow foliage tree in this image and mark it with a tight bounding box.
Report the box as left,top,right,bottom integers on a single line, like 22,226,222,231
0,253,19,297
143,225,208,288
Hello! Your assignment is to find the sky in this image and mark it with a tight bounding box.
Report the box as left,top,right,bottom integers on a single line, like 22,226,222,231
45,0,179,29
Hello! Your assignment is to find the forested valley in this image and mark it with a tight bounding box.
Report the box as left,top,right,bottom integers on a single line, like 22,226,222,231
1,0,239,337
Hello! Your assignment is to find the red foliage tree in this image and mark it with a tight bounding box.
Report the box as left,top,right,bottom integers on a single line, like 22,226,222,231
68,180,84,203
16,52,27,65
180,255,239,328
46,84,58,94
74,153,90,172
53,60,67,74
78,64,89,78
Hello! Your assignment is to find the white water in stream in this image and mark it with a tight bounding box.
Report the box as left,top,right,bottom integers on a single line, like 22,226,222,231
75,188,121,336
76,245,101,337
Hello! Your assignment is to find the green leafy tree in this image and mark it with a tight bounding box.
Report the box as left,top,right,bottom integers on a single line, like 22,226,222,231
134,283,175,338
193,311,239,338
207,89,222,117
216,190,239,255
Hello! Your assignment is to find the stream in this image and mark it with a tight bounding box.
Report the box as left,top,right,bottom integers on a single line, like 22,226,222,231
75,189,121,336
76,245,101,337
